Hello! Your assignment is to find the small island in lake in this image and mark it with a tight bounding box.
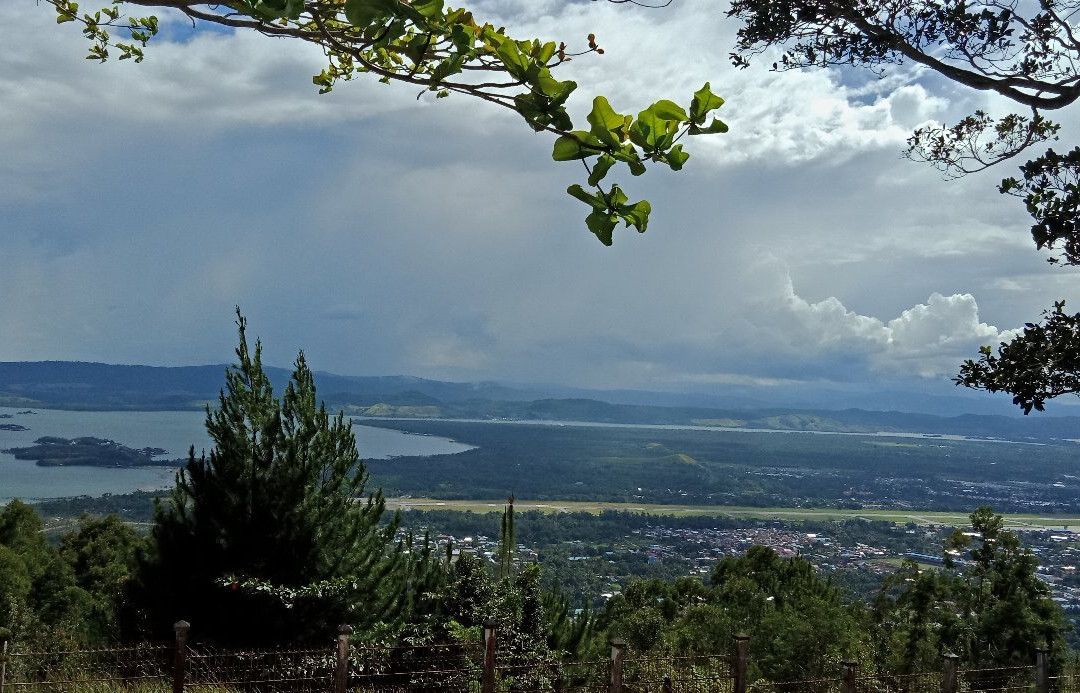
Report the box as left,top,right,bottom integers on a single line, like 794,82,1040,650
0,423,29,431
3,436,183,467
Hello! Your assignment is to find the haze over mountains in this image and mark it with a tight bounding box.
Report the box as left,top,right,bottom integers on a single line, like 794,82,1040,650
2,361,1079,443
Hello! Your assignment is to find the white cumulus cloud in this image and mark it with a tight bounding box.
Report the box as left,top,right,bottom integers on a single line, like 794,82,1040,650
767,267,1015,378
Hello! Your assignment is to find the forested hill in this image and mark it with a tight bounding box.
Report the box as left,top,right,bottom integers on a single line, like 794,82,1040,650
0,361,532,410
2,361,1079,441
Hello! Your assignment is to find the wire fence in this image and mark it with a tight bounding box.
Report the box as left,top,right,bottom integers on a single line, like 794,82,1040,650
752,675,848,693
854,670,941,693
348,641,478,692
185,645,333,692
958,666,1034,693
2,643,172,692
0,631,1063,693
1050,673,1080,693
624,654,732,693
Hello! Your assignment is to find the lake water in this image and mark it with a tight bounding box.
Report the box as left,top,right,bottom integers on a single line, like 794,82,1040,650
0,408,473,502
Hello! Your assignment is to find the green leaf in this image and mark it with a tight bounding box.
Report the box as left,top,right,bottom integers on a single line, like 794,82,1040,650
630,104,679,151
586,210,618,246
492,35,529,79
344,0,398,27
649,99,689,123
588,96,631,147
588,154,616,187
537,41,557,64
411,0,444,20
514,95,541,129
450,24,473,52
402,32,432,65
429,56,464,85
666,144,689,171
689,118,729,135
56,2,78,24
610,146,646,176
552,134,601,161
549,108,573,132
607,184,629,208
690,82,724,124
617,200,651,233
252,0,304,20
566,184,605,209
534,70,575,103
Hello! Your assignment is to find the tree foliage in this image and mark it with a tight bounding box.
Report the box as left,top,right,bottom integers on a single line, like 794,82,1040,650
726,0,1080,409
728,0,1080,266
48,0,727,244
59,514,145,643
873,507,1066,672
956,301,1080,413
596,546,870,681
0,502,130,648
133,311,403,644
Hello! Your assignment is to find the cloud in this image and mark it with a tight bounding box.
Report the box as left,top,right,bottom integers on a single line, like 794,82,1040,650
0,0,1071,411
493,0,954,167
760,267,1016,379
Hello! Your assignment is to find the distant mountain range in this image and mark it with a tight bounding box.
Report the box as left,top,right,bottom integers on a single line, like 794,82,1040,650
1,360,1078,442
0,361,533,410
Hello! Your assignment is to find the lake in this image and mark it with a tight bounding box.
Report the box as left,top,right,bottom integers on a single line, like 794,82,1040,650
0,408,473,502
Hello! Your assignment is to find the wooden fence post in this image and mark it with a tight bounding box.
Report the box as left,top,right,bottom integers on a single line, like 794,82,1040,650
172,620,189,693
733,633,749,693
609,638,625,693
842,660,857,693
482,622,496,693
1,630,9,693
1035,648,1049,693
941,653,959,693
335,624,353,693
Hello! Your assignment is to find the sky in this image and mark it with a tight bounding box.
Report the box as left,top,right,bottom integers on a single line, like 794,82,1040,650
3,0,1079,412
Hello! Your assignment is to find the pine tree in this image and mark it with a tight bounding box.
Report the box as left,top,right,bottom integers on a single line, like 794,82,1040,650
872,507,1066,676
133,311,402,644
497,495,515,581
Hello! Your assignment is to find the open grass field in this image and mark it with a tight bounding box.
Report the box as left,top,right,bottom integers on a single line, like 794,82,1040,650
385,497,1080,530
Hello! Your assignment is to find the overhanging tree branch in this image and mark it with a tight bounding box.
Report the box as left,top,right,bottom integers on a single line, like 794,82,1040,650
50,0,729,245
